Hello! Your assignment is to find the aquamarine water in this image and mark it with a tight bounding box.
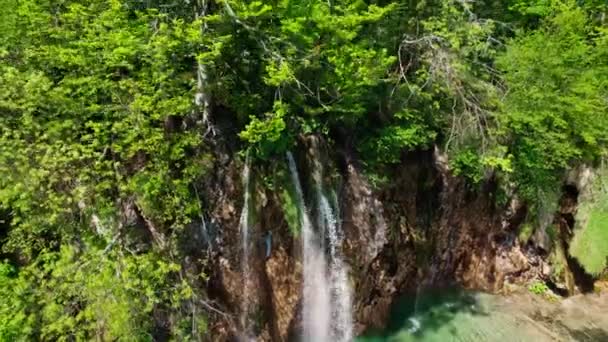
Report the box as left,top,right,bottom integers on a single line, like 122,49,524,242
357,289,608,342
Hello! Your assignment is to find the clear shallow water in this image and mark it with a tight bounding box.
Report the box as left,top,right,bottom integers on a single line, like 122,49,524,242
357,289,608,342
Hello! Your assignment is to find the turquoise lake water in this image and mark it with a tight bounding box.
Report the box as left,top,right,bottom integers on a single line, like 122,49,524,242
357,289,608,342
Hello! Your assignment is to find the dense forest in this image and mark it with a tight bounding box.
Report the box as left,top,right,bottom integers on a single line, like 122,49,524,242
0,0,607,340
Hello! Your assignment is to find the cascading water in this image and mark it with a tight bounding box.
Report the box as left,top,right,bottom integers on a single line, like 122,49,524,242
239,154,252,337
312,152,353,342
287,150,353,342
320,195,353,341
286,152,331,342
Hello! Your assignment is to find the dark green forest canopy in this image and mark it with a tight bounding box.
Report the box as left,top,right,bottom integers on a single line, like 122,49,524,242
0,0,606,339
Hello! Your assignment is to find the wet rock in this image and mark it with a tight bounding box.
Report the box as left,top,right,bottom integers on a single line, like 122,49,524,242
566,165,594,193
203,139,561,340
532,224,554,253
217,257,241,309
342,162,389,267
264,247,302,341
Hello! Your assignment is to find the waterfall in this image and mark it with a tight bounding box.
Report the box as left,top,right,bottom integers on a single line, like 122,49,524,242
239,154,252,337
286,152,331,342
313,155,353,342
319,193,353,341
288,150,353,342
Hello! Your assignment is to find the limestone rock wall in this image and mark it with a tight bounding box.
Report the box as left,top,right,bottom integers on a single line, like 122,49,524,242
202,138,555,341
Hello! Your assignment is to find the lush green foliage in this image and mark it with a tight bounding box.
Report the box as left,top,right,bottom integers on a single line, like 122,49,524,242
0,0,607,338
0,0,211,254
497,3,608,203
0,0,212,338
0,245,203,341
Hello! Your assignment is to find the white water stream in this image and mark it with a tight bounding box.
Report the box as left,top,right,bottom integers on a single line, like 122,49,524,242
287,152,332,342
287,151,353,342
313,152,353,342
239,154,252,337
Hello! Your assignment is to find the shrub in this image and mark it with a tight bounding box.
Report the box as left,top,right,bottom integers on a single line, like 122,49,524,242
528,281,550,295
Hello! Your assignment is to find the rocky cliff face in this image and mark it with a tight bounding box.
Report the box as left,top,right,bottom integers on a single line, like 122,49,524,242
198,137,577,341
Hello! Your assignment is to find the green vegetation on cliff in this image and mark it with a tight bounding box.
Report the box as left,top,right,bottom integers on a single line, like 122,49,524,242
0,0,606,338
571,167,608,275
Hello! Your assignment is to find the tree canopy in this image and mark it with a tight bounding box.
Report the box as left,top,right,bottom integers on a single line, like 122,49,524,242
0,0,606,339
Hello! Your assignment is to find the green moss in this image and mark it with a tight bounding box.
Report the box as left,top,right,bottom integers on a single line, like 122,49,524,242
528,280,559,301
569,169,608,275
528,281,549,295
279,187,301,236
518,223,535,244
549,245,566,280
275,168,301,236
546,224,558,242
570,200,608,275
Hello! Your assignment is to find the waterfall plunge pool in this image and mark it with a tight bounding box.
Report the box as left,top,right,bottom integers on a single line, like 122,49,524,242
357,288,608,342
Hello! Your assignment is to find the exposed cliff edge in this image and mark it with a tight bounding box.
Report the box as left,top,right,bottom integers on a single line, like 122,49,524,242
198,136,592,341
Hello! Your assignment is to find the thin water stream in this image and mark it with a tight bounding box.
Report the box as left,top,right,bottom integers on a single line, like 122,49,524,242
238,154,252,337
